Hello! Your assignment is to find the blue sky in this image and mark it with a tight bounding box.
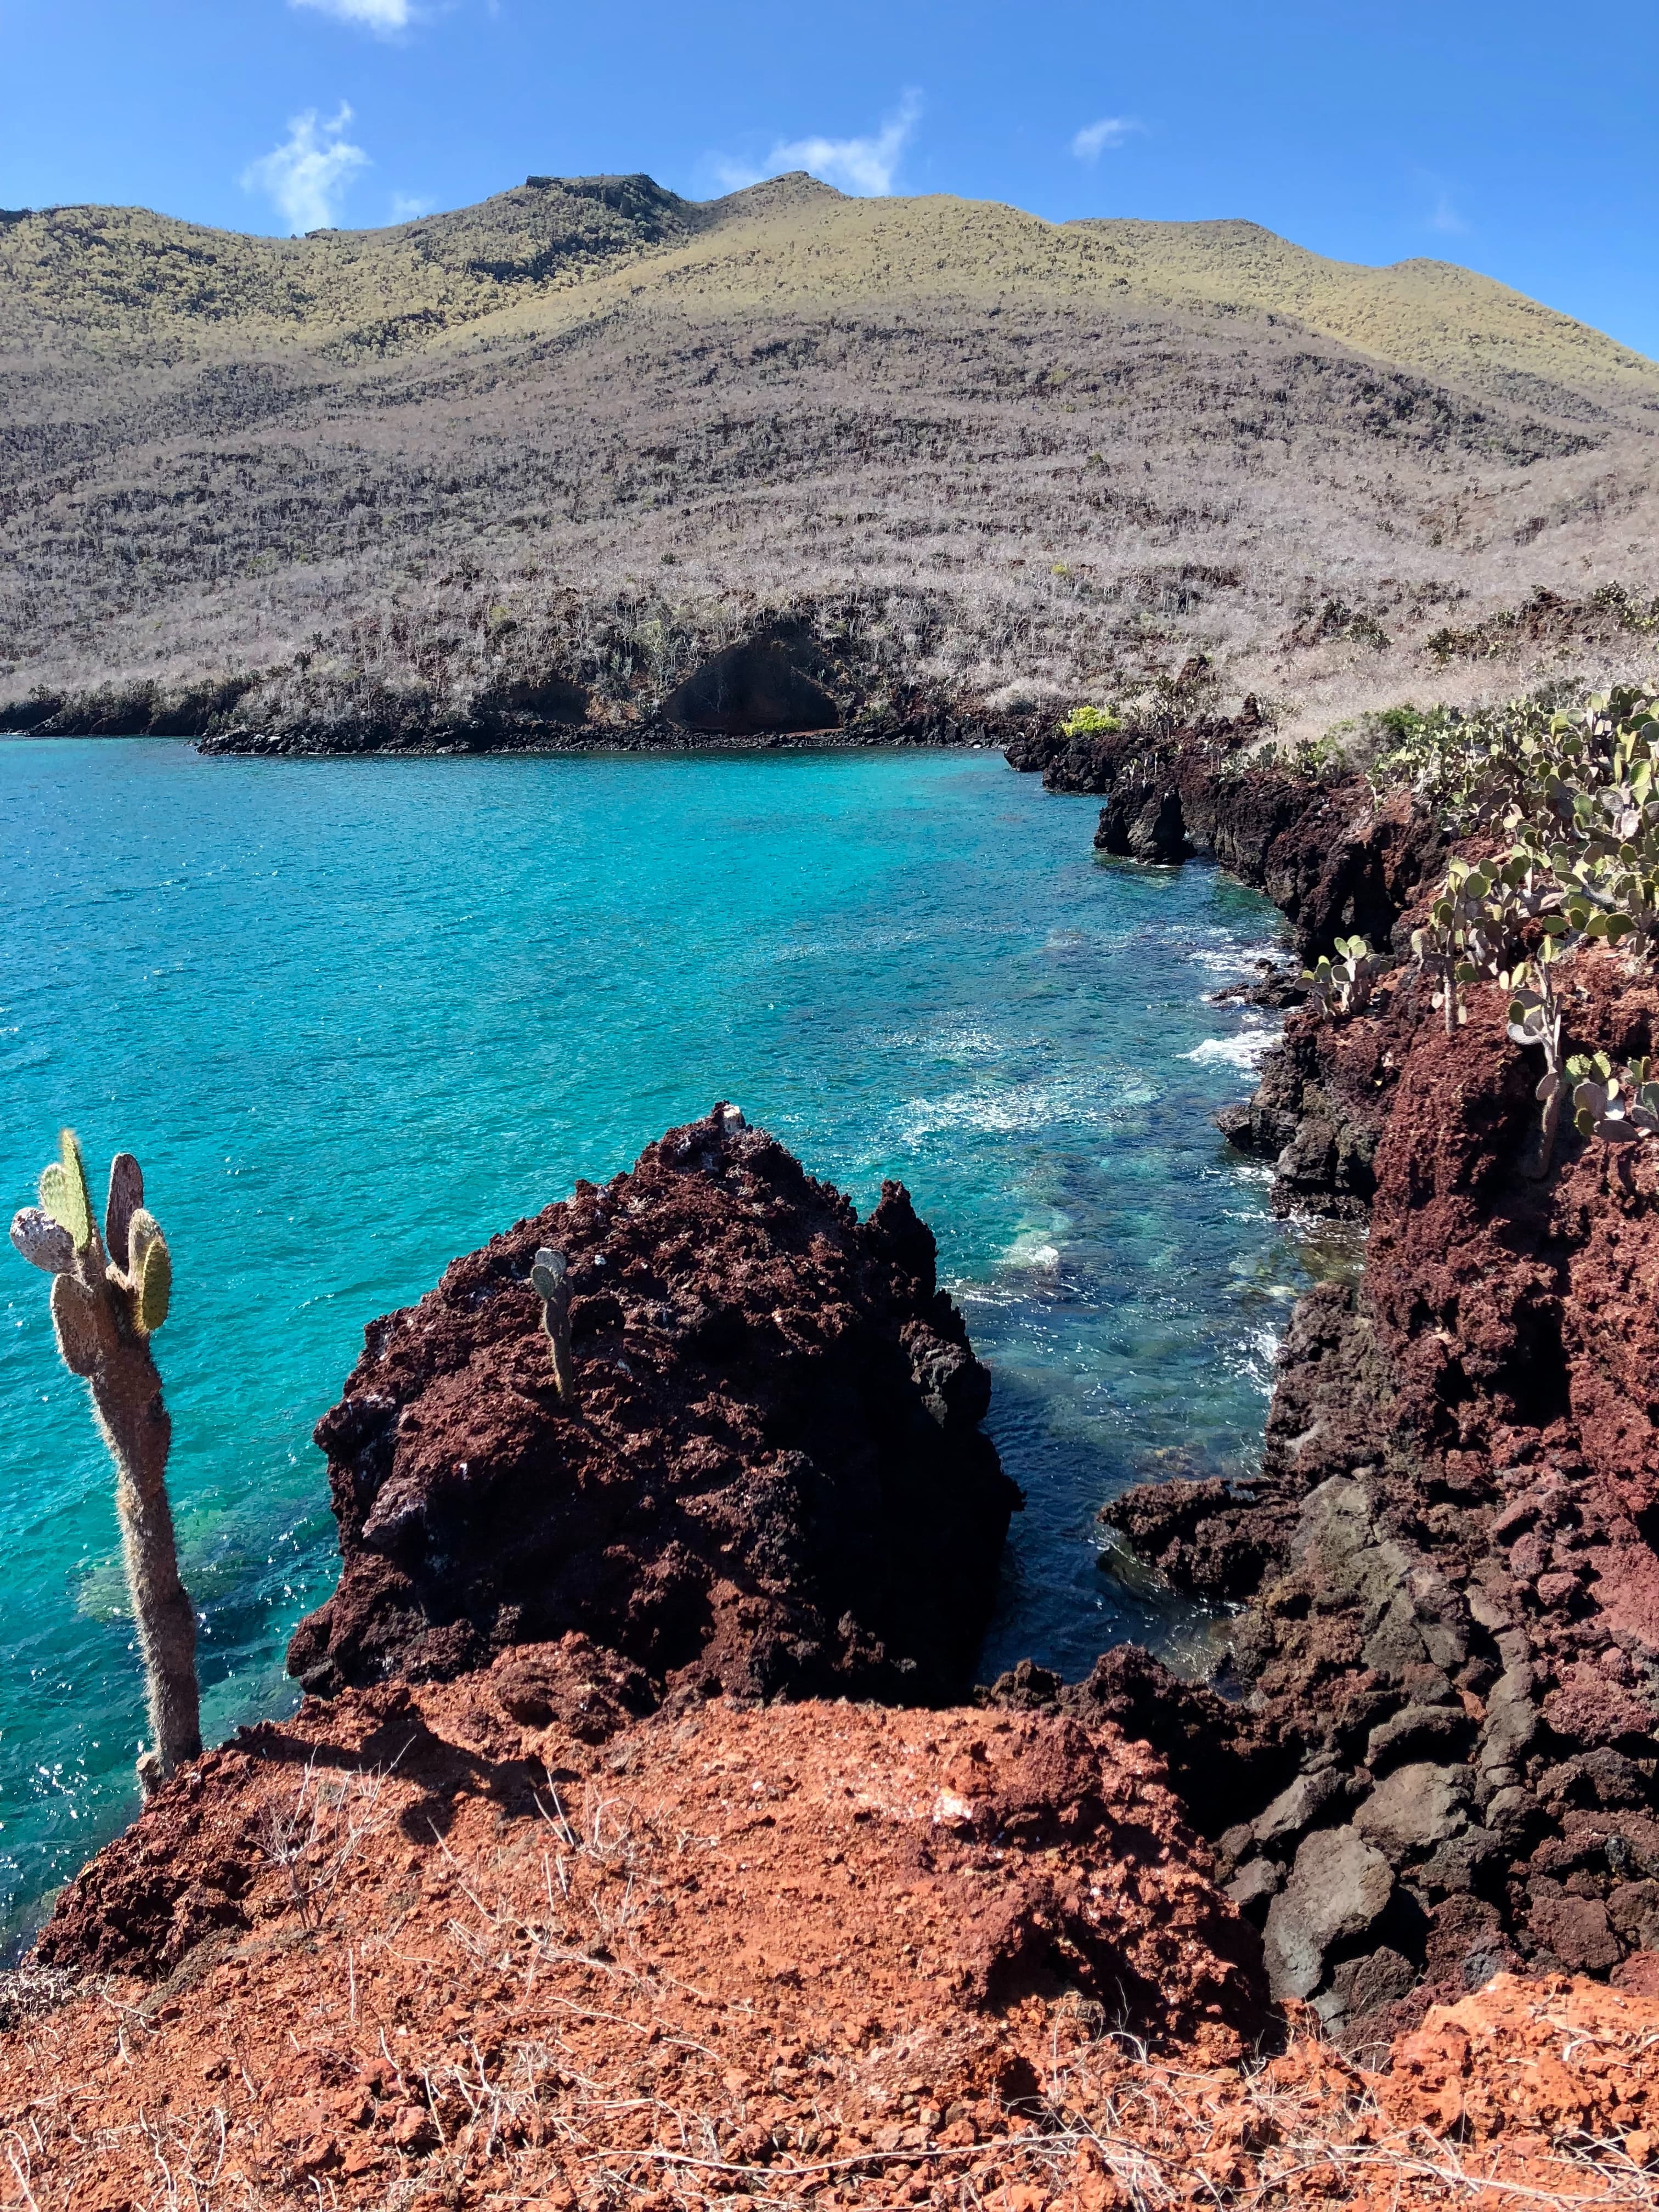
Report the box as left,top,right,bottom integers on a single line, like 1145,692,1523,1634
4,0,1657,354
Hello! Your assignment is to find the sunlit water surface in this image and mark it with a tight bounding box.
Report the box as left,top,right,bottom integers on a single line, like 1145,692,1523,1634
0,741,1304,1949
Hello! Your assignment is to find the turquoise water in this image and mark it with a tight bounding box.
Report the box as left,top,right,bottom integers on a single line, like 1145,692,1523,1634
0,740,1300,1950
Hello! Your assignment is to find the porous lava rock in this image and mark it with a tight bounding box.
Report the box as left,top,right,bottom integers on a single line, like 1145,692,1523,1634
1005,719,1445,960
1013,731,1659,2044
286,1107,1019,1706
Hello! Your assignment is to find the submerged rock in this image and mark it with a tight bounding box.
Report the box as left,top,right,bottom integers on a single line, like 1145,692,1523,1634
286,1106,1020,1707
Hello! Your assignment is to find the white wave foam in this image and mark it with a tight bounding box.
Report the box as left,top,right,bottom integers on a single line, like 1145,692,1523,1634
1183,1030,1277,1072
891,1073,1152,1143
1000,1229,1063,1271
1187,941,1283,974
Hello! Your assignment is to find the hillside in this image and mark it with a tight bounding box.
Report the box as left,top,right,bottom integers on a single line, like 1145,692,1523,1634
3,171,1658,746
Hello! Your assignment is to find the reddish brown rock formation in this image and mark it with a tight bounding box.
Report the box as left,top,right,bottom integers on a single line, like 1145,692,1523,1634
7,1679,1654,2208
1076,791,1659,2046
286,1107,1019,1707
1005,719,1444,959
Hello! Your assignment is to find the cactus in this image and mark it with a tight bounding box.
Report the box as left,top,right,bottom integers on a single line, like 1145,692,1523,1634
1566,1051,1659,1142
1304,935,1378,1019
1503,941,1569,1176
1375,681,1659,1172
1412,860,1513,1036
9,1135,199,1795
532,1245,576,1400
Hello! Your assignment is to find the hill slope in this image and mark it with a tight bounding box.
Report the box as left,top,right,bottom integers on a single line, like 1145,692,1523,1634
2,172,1657,745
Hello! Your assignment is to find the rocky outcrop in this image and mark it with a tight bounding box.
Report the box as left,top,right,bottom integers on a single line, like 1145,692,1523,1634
1011,720,1659,2045
193,699,1032,757
1006,720,1445,961
285,1106,1020,1707
1097,915,1659,2046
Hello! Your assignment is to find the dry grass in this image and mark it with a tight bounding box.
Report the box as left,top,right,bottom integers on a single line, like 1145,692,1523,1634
2,172,1658,743
4,1683,1656,2212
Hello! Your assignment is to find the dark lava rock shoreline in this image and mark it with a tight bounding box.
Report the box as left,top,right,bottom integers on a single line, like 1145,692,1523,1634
286,1104,1020,1708
1005,718,1659,2050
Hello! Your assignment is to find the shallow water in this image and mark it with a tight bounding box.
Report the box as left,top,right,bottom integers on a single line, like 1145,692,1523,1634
0,741,1301,1949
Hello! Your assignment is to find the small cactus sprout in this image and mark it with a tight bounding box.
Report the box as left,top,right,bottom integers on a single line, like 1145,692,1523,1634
9,1135,200,1794
532,1245,576,1400
1503,943,1568,1176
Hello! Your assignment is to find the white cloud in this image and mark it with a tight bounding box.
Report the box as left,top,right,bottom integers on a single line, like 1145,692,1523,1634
242,106,370,233
390,191,435,221
1071,116,1143,161
713,91,922,199
1427,192,1469,235
290,0,413,32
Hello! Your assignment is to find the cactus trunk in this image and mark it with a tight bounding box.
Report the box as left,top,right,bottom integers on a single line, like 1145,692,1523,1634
98,1333,201,1786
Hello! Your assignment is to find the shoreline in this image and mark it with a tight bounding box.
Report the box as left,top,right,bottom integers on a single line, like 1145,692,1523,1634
1003,710,1659,2041
3,731,1657,2204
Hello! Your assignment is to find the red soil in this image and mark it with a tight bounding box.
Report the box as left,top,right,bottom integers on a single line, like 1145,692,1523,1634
3,1672,1654,2209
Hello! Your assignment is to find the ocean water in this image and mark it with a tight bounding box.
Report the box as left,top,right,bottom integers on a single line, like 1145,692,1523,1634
0,740,1305,1950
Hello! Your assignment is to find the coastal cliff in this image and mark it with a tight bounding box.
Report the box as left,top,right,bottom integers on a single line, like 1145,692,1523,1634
1006,723,1659,2051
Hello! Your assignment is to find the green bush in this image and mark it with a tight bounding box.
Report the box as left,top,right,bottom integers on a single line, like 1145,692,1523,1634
1059,704,1121,738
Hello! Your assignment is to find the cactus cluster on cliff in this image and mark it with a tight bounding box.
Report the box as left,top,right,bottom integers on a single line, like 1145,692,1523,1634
1314,684,1659,1165
10,1132,200,1793
1302,934,1377,1018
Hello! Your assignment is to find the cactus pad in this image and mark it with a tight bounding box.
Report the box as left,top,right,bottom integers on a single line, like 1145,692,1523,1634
10,1206,76,1275
50,1272,100,1376
106,1153,144,1263
40,1130,93,1251
134,1230,172,1335
531,1248,568,1299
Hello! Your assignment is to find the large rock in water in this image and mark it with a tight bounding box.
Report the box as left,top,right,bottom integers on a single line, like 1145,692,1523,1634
287,1107,1019,1704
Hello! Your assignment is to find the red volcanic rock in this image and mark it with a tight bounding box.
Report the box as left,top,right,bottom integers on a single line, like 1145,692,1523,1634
1069,761,1659,2045
1007,721,1444,959
286,1107,1019,1707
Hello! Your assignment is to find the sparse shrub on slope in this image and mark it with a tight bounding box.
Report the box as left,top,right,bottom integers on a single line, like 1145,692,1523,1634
1058,703,1120,737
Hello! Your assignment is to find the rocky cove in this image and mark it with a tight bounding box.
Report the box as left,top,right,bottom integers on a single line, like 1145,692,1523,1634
3,732,1658,2208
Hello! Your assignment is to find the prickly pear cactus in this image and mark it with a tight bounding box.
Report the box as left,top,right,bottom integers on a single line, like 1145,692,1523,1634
1567,1051,1659,1142
9,1131,199,1790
